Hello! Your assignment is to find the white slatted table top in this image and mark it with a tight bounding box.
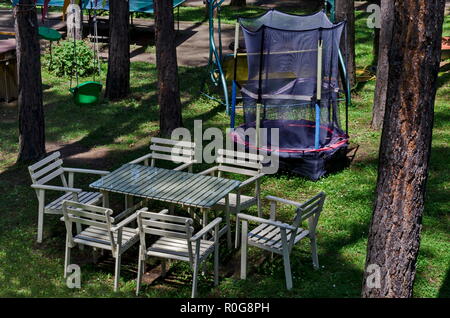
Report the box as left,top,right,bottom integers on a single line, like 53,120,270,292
90,164,241,208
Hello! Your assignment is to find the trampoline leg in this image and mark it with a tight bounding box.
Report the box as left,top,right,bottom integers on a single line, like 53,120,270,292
231,81,237,128
315,103,321,149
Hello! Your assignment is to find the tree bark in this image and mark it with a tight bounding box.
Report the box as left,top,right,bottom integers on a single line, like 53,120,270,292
372,0,380,66
105,0,130,100
230,0,246,7
371,0,394,130
362,0,445,298
335,0,356,87
154,0,183,137
15,0,46,162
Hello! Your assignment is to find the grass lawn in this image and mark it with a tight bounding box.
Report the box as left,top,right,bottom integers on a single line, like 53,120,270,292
0,9,449,298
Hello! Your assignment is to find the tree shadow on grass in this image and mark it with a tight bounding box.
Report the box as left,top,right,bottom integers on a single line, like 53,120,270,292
438,266,450,297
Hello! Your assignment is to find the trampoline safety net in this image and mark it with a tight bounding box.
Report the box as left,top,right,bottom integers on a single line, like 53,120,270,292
232,10,350,180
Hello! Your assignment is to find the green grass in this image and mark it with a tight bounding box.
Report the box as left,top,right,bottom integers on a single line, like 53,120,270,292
0,11,449,298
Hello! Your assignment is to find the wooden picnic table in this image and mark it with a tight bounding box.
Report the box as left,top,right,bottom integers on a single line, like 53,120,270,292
90,163,241,247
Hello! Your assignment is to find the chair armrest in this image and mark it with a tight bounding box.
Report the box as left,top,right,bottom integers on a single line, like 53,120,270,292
173,160,197,171
63,168,110,175
239,173,265,189
265,195,301,208
190,217,222,242
236,213,295,231
198,166,219,176
31,184,82,193
129,153,152,164
111,213,138,232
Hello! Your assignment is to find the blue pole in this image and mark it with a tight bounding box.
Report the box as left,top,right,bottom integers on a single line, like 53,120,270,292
315,103,321,149
231,81,237,128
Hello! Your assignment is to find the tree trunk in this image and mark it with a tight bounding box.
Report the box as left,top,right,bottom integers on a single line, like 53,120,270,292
372,0,380,66
362,0,445,298
371,0,394,130
230,0,246,7
154,0,183,137
335,0,356,87
105,0,130,100
15,0,46,162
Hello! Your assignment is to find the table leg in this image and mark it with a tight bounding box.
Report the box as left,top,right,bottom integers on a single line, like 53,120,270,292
102,191,109,208
125,195,134,210
226,194,231,248
202,208,208,240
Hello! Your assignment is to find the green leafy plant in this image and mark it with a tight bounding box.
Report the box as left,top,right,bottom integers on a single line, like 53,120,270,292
44,40,99,78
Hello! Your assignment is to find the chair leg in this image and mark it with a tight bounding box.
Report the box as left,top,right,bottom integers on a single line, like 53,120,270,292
282,248,293,290
136,253,144,296
161,259,167,278
214,244,219,286
37,195,45,243
191,259,200,298
114,253,121,292
240,220,248,280
64,244,71,278
310,235,319,269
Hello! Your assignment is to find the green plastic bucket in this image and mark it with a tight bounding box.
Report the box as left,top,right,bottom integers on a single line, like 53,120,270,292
70,81,103,105
38,27,62,42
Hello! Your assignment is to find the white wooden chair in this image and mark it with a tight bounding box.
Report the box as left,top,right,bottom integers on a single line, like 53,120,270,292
28,151,109,243
199,149,265,217
236,192,326,290
61,200,146,291
136,210,222,298
129,137,196,172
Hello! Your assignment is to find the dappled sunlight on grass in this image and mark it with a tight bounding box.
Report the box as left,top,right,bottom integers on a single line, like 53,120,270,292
0,11,448,298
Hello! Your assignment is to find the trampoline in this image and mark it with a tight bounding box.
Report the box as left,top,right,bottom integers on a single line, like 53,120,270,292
230,10,351,180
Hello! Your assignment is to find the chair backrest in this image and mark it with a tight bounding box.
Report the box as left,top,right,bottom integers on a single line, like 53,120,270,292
216,149,263,177
136,210,195,263
149,137,196,167
28,151,68,189
62,200,115,251
290,192,326,249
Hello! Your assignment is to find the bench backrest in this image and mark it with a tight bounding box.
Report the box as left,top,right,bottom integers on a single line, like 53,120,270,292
149,137,196,167
137,210,195,263
290,192,326,249
62,200,115,251
216,149,263,177
28,151,68,190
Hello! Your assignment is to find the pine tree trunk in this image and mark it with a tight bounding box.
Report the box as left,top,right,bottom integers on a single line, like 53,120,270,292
105,0,130,100
15,0,46,162
230,0,246,7
335,0,356,87
372,0,380,66
362,0,445,298
371,0,394,130
154,0,182,137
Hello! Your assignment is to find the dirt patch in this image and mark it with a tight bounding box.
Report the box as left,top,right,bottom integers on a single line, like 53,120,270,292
46,139,113,170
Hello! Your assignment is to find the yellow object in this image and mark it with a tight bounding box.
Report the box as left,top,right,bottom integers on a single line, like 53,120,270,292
356,67,376,82
62,0,71,21
223,55,248,82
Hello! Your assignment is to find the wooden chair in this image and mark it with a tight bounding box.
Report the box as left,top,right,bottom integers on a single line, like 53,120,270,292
129,137,196,172
28,151,109,243
236,192,326,290
199,149,265,217
136,210,222,298
61,200,145,291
